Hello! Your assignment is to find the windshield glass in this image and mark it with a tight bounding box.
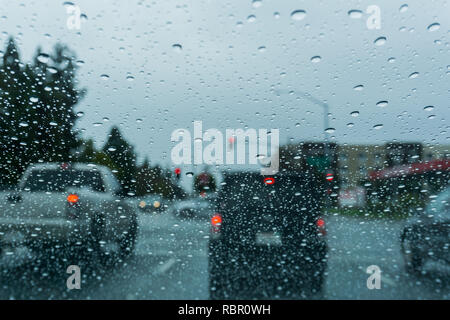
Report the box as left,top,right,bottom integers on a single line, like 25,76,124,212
0,0,448,302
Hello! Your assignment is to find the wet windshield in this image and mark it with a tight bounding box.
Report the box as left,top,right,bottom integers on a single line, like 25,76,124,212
0,0,448,301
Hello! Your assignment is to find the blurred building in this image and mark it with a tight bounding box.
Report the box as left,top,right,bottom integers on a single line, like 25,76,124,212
337,143,450,188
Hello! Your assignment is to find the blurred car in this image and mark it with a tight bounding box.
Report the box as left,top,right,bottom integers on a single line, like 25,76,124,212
0,163,138,258
208,172,327,299
400,186,450,275
172,197,215,219
137,195,165,213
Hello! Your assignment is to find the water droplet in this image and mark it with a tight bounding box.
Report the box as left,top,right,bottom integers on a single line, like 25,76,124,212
247,15,256,22
427,23,440,32
252,0,262,9
350,111,360,117
172,44,182,52
423,105,434,112
29,97,39,103
373,124,383,130
374,36,387,46
50,122,58,126
126,75,135,81
427,114,436,120
408,72,419,79
290,10,306,21
76,111,85,117
388,57,396,63
19,122,29,127
76,60,84,66
258,46,266,52
311,56,321,63
186,172,194,177
273,12,280,19
353,85,364,91
100,74,109,80
348,10,363,19
108,147,117,152
376,101,388,108
37,53,50,64
325,127,335,134
47,67,58,74
347,122,355,128
136,118,143,123
399,4,408,13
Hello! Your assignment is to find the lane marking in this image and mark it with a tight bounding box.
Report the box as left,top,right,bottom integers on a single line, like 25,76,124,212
153,257,177,275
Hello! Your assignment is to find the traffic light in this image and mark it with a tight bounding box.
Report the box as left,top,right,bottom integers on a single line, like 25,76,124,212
174,167,181,180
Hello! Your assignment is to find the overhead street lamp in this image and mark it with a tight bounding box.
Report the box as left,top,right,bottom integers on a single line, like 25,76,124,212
273,89,334,209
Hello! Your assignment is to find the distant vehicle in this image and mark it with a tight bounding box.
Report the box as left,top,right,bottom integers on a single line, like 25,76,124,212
137,195,165,213
208,172,327,299
0,163,138,258
172,197,215,219
400,185,450,275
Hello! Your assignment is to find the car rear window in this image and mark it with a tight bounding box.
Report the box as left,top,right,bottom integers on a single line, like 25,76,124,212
218,173,322,210
23,169,105,192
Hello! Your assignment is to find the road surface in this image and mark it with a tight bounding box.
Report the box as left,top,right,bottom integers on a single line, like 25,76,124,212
0,209,448,299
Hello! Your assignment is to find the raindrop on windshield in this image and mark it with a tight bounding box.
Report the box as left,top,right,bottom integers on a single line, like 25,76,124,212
376,101,388,108
427,23,440,32
252,0,262,9
290,10,306,21
172,44,182,52
374,36,387,46
36,53,49,64
348,10,363,19
399,4,409,13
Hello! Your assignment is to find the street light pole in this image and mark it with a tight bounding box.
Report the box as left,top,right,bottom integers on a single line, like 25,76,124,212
274,89,332,210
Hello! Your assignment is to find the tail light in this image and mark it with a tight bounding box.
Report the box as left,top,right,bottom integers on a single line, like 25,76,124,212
66,193,80,219
67,194,79,204
316,217,326,236
211,213,222,236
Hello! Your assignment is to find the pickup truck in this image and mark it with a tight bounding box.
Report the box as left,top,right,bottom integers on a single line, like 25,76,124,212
0,163,138,259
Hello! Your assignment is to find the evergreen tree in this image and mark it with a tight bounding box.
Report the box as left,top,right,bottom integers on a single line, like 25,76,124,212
0,38,84,185
103,126,137,196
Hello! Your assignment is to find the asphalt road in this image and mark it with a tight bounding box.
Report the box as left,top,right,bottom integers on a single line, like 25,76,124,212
0,208,448,299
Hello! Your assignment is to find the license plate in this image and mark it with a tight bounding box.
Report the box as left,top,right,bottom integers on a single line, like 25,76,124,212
255,232,282,246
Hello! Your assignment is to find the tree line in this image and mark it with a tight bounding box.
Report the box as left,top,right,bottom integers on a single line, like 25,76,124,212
0,37,185,198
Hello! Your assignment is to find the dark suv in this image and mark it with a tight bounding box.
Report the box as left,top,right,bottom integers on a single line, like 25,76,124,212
208,172,328,299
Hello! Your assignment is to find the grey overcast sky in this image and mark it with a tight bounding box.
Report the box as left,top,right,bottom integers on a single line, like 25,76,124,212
1,0,449,173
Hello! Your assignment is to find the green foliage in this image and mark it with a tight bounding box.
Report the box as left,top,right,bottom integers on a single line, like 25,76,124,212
0,38,85,185
102,126,137,195
136,159,186,199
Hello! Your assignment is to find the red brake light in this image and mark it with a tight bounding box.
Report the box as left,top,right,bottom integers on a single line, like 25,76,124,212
67,194,79,204
316,218,326,236
317,218,325,228
211,214,222,226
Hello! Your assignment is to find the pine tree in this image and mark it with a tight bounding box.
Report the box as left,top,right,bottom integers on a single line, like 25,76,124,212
0,38,84,185
103,126,137,195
